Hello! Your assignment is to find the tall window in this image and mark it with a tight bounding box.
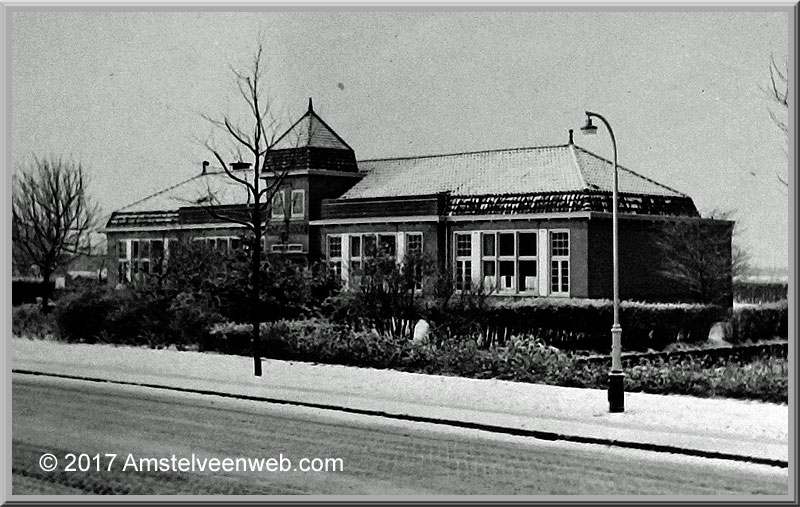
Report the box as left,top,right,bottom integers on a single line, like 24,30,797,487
517,232,538,293
290,189,305,218
454,233,472,291
272,190,286,219
550,231,570,295
349,235,362,285
327,235,342,280
406,233,424,290
117,240,130,284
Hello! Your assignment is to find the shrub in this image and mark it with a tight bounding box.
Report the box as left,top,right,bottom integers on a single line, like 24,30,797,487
729,301,788,343
206,318,786,403
54,287,118,343
12,304,56,338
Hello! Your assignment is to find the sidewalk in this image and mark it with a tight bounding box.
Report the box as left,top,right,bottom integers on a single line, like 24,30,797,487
11,337,789,464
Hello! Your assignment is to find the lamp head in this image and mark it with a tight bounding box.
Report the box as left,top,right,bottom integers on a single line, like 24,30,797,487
581,116,598,135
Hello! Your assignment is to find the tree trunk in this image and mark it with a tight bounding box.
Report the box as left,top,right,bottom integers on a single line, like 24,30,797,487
40,269,52,314
252,223,263,377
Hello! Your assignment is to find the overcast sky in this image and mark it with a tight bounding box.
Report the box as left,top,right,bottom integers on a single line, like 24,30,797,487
10,10,791,269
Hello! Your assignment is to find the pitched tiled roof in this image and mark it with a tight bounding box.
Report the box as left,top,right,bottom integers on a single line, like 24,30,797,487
343,144,686,200
271,100,352,151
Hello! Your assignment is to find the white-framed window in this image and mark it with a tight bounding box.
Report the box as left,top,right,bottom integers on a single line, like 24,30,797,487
550,230,570,295
271,243,304,253
477,231,538,295
117,240,130,284
117,238,169,284
406,233,423,255
454,232,472,291
271,190,286,219
377,234,397,256
349,235,362,285
327,235,342,280
192,236,242,254
290,189,305,218
406,232,424,290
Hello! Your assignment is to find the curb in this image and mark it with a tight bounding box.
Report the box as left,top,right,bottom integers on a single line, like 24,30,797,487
12,369,788,470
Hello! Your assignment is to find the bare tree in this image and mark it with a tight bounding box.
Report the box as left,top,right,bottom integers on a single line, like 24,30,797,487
766,53,788,187
199,41,295,377
12,156,98,311
654,210,748,306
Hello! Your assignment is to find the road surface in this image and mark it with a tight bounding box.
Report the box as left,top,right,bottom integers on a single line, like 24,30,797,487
12,373,788,496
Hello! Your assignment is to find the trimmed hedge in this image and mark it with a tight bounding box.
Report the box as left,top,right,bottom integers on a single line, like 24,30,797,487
729,301,788,343
733,280,788,304
422,298,726,352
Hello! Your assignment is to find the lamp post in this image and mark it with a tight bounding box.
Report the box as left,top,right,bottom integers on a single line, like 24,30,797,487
581,111,624,413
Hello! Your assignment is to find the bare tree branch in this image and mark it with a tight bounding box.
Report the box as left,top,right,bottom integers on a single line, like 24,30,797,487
12,156,98,311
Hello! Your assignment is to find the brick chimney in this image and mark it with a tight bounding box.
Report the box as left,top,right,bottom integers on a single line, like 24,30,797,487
230,161,251,171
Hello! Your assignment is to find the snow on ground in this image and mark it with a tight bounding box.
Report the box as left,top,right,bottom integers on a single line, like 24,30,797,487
11,337,789,462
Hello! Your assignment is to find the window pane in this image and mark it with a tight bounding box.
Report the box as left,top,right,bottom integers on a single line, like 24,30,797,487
482,233,495,257
140,241,150,258
551,260,560,293
483,260,496,277
231,238,242,251
519,233,537,257
407,233,422,254
132,240,139,259
499,233,514,256
551,232,569,257
519,260,537,292
350,236,361,257
499,260,514,291
216,239,228,252
272,192,284,216
140,260,150,274
328,236,342,258
118,241,127,259
456,260,472,290
561,261,569,292
364,235,377,257
291,191,304,216
455,234,471,257
152,240,164,258
378,234,396,256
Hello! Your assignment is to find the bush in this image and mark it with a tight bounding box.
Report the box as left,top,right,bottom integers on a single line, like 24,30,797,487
729,301,788,343
12,304,56,338
206,318,786,403
54,287,119,343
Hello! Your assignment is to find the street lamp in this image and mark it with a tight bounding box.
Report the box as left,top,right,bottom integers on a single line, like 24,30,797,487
581,111,624,413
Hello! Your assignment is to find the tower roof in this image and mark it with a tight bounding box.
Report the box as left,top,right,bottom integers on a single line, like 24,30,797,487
271,98,353,151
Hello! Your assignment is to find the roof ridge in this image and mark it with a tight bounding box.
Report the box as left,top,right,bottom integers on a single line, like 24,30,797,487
270,109,309,149
572,145,689,198
118,174,204,212
357,143,572,163
568,144,589,189
308,109,354,151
